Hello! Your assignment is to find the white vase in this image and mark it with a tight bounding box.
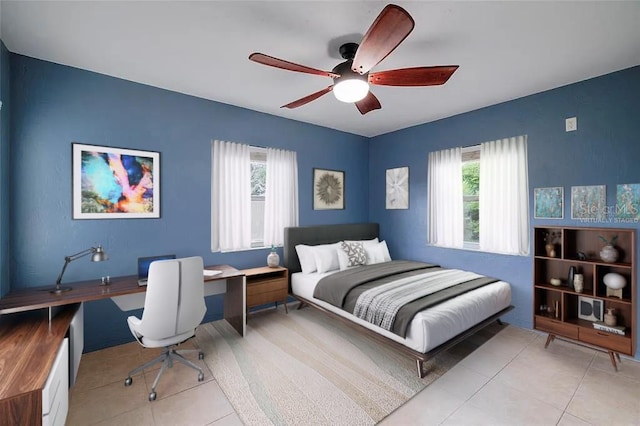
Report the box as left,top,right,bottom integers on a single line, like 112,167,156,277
600,245,618,263
267,249,280,268
573,274,584,293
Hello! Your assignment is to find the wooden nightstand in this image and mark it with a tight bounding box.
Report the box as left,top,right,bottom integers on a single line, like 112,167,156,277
243,266,289,316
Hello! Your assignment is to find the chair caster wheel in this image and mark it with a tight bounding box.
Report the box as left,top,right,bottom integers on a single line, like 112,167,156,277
149,392,157,401
124,377,132,386
198,372,204,381
198,352,204,360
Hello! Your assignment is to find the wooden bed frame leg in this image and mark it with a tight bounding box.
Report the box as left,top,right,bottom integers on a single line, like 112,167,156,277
297,301,307,310
544,334,555,349
416,359,425,378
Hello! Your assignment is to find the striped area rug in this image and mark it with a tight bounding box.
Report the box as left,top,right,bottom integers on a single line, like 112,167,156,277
197,305,503,426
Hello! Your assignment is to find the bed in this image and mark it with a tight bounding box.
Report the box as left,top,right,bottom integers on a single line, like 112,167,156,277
283,223,513,377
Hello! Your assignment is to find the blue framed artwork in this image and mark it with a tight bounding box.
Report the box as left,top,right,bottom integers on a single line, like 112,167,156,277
534,187,563,219
616,183,640,220
571,185,606,220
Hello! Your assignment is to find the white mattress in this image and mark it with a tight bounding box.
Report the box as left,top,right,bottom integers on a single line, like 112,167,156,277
291,269,512,353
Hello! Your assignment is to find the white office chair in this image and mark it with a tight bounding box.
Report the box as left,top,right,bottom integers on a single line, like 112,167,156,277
124,256,207,401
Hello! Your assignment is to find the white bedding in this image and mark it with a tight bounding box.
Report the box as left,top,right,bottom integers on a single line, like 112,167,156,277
292,269,512,353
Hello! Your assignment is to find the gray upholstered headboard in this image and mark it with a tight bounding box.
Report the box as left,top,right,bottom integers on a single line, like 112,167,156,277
283,223,380,274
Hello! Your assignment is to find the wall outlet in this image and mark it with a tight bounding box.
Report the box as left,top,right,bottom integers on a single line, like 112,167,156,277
565,117,577,132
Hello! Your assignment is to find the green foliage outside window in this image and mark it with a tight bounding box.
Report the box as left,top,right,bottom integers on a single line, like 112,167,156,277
463,161,480,243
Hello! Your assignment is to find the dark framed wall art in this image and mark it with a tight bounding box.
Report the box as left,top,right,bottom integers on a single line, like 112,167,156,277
313,168,344,210
72,143,161,219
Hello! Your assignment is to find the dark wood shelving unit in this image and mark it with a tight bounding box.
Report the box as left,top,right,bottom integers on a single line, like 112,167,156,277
533,226,636,370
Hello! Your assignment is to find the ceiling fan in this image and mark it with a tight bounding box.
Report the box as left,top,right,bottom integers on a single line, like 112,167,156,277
249,4,459,115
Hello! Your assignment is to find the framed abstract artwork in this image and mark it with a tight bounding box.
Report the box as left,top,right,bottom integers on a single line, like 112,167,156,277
616,183,640,220
313,168,344,210
571,185,605,221
533,187,563,219
386,167,409,209
72,143,160,219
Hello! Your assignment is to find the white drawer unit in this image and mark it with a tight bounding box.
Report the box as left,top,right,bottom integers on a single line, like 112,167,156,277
42,338,69,426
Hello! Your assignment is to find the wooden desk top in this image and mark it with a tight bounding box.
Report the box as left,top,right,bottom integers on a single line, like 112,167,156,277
0,264,243,315
0,304,78,403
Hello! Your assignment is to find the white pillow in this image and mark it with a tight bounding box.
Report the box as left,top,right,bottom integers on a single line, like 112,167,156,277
380,240,392,262
365,240,392,265
337,238,379,270
314,242,342,273
295,244,318,274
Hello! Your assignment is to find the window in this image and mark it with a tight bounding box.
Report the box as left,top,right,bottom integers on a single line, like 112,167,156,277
211,140,298,252
428,135,529,255
462,147,480,246
250,149,266,247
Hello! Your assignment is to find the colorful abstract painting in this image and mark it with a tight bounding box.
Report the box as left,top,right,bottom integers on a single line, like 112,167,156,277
72,143,160,219
571,185,605,221
616,183,640,220
534,187,563,219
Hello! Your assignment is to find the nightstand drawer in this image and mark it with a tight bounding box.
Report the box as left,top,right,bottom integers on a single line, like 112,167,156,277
242,266,289,314
248,290,287,307
247,278,287,296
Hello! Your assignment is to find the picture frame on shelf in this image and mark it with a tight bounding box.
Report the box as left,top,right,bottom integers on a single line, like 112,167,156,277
578,296,603,322
534,187,563,219
313,168,344,210
72,143,160,219
386,167,409,209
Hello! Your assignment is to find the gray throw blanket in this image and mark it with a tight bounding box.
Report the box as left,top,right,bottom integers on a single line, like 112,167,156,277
313,260,498,337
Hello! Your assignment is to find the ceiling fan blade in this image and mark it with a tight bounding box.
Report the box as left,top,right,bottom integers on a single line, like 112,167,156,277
352,4,415,75
281,86,334,109
369,66,459,86
355,91,382,115
249,53,339,78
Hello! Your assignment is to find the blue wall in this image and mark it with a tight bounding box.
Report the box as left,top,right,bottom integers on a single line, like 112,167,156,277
8,54,369,351
0,41,10,297
369,66,640,358
4,49,640,357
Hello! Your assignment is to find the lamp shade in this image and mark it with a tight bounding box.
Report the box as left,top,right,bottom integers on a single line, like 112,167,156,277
333,79,369,103
331,59,370,103
91,245,109,262
603,272,626,290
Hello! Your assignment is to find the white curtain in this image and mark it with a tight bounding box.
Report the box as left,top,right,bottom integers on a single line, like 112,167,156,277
263,147,299,246
427,147,463,248
211,140,252,252
479,135,530,255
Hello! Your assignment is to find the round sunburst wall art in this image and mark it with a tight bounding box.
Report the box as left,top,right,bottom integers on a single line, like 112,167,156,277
313,168,344,210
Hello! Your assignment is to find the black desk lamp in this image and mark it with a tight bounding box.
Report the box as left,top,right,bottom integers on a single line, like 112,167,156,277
52,245,109,294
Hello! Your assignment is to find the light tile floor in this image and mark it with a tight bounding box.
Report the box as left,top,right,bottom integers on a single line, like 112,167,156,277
382,326,640,425
69,325,640,425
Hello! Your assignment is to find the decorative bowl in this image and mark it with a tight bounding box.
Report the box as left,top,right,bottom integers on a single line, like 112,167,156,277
550,278,562,286
603,272,626,290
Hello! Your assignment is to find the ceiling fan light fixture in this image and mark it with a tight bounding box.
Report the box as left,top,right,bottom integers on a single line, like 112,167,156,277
333,79,369,103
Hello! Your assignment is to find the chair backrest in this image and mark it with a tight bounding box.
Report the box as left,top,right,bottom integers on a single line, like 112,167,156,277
137,256,206,340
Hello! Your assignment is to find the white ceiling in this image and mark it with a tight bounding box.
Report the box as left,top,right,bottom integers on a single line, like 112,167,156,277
2,1,640,137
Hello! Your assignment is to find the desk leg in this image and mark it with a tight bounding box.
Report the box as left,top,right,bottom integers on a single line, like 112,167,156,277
224,276,246,337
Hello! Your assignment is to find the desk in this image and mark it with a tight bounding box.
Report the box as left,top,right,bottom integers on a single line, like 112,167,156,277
0,264,246,337
0,264,245,424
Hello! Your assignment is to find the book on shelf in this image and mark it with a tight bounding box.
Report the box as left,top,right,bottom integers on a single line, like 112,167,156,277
592,321,626,336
